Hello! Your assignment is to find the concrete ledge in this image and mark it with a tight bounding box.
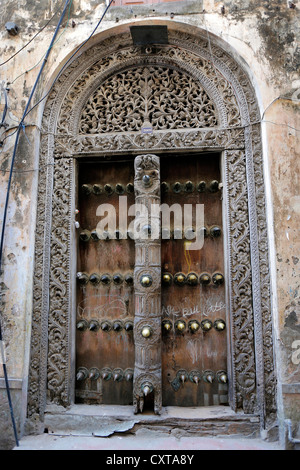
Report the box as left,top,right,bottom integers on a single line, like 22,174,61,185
43,404,261,438
0,378,22,389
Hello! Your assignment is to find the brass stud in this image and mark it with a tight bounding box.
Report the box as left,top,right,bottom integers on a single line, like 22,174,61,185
175,320,186,332
209,180,219,192
113,273,123,285
89,320,99,331
203,370,215,383
113,368,123,382
81,184,93,195
89,368,100,380
214,319,226,331
76,272,89,285
172,182,182,193
140,275,152,287
124,274,134,286
100,273,111,285
212,273,224,286
90,229,101,241
184,180,194,193
124,369,133,381
174,273,186,286
161,181,170,193
184,227,195,240
197,181,206,192
89,273,100,285
115,183,125,194
124,321,133,331
126,182,134,194
141,382,153,396
101,230,111,240
162,273,173,286
113,321,123,332
101,368,112,381
210,226,222,238
76,319,88,331
92,184,103,195
104,183,114,195
187,273,198,286
189,371,201,385
141,326,152,338
79,230,91,242
199,273,211,286
201,319,213,331
217,371,228,384
189,320,200,332
100,320,111,331
177,370,188,384
142,174,151,186
173,227,182,239
162,320,172,332
76,367,88,381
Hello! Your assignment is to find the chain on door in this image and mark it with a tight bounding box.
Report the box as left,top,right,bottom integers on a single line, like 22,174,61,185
75,153,228,409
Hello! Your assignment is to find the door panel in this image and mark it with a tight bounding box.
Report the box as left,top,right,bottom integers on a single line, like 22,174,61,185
75,160,135,404
75,154,228,408
160,154,228,407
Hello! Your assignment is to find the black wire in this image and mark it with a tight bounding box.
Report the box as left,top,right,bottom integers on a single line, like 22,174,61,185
0,9,59,67
0,87,8,126
22,0,115,122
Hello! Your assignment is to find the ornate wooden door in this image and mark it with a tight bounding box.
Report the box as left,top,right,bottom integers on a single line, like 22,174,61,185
75,153,228,411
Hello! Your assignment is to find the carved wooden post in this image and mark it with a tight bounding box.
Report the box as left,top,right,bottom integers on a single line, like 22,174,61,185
133,154,162,415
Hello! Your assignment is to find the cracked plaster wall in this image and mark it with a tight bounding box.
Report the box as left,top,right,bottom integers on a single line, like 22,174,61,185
0,0,299,449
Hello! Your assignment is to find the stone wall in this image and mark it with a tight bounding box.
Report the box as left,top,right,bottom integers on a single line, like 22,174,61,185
0,0,299,449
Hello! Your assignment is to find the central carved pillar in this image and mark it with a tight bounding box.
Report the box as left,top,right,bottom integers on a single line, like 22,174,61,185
133,154,162,415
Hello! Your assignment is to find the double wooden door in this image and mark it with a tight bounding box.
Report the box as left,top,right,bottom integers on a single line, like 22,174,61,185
75,153,227,410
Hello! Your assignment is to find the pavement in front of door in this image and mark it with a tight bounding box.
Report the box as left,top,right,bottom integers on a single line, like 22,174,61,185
13,431,283,451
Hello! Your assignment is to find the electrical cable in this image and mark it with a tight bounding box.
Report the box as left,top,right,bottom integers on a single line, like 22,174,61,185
0,86,8,126
0,9,59,67
10,0,74,85
22,0,115,122
0,0,73,448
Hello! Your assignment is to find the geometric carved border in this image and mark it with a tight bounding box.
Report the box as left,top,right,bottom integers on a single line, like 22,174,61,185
27,27,276,431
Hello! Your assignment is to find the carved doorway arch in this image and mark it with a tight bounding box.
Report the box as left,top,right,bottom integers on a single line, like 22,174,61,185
27,22,277,432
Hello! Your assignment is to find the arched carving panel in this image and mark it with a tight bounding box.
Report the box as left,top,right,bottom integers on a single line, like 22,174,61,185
27,26,276,430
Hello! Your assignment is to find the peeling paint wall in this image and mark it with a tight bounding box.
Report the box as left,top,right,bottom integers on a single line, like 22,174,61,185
0,0,299,449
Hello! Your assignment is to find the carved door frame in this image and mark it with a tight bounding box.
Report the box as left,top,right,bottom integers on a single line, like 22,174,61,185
27,22,277,432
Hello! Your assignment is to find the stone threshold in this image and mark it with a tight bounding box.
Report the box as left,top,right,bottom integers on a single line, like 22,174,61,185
43,404,261,438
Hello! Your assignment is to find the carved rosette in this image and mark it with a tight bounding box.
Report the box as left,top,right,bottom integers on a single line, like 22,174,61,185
133,154,162,415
